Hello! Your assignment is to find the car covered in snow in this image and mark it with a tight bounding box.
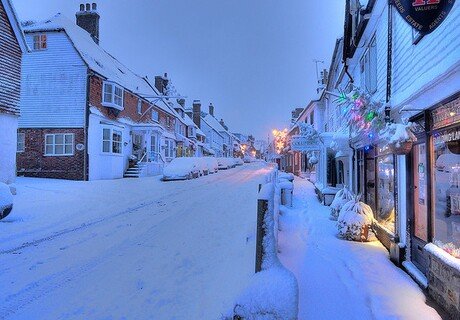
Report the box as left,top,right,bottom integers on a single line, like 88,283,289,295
243,156,252,163
0,182,13,220
193,157,210,176
202,157,219,174
163,157,200,181
234,158,244,166
218,157,234,170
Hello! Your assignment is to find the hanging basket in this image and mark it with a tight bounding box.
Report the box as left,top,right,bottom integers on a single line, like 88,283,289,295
389,140,413,155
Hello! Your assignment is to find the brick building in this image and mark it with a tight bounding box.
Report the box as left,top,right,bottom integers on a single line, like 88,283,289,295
17,4,187,180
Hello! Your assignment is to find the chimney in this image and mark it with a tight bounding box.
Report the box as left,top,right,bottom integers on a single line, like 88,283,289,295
76,3,100,44
220,119,228,131
209,103,214,117
154,73,169,94
192,100,201,128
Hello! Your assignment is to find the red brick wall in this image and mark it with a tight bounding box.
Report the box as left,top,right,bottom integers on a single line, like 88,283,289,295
89,75,175,132
16,128,86,180
0,2,22,116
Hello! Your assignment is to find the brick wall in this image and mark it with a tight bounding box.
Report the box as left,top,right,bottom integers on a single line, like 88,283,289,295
427,251,460,319
89,75,174,132
16,128,86,180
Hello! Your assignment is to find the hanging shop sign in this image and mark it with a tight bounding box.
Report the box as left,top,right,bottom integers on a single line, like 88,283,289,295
431,95,460,130
291,123,322,152
393,0,455,34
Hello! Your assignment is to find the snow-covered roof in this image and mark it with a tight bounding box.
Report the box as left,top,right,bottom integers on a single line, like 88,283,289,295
2,0,28,52
203,114,228,135
22,14,154,100
196,127,205,137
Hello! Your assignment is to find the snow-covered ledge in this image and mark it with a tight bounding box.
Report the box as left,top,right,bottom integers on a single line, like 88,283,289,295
424,243,460,318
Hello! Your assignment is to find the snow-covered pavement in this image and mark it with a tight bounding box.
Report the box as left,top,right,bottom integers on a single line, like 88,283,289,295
0,163,271,319
278,178,441,320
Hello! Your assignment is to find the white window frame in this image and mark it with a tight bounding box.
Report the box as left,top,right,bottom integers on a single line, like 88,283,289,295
102,81,124,110
102,128,123,155
164,139,175,158
17,132,25,153
152,109,159,122
33,34,47,50
137,99,142,114
44,133,74,156
360,35,377,94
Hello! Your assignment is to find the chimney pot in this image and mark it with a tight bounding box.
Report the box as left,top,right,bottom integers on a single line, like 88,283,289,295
77,3,100,44
209,103,214,116
92,3,97,10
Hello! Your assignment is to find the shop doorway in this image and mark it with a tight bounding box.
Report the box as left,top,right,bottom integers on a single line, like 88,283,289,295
409,142,429,274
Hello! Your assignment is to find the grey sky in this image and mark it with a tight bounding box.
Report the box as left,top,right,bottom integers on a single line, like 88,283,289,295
12,0,345,139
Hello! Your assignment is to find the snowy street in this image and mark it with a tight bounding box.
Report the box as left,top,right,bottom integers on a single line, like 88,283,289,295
0,163,272,319
278,179,441,320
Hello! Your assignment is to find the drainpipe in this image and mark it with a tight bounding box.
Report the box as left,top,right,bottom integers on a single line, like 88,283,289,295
386,1,393,105
83,71,93,181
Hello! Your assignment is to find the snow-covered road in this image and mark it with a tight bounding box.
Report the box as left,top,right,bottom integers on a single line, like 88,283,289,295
278,178,441,320
0,163,272,319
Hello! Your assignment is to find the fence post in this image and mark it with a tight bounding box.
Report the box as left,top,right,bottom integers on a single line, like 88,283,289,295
255,197,268,273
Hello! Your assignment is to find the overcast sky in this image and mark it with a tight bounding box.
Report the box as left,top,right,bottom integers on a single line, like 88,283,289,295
12,0,345,139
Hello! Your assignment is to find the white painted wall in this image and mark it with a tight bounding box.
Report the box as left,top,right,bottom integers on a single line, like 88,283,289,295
0,113,18,185
20,31,87,128
88,114,132,180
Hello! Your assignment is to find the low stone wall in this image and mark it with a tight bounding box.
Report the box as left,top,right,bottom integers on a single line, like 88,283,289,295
426,245,460,319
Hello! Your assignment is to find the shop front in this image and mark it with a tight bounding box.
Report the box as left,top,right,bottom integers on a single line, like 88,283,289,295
404,94,460,318
406,94,460,273
361,144,398,251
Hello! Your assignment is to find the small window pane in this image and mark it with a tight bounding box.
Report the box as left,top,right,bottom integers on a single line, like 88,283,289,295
65,134,73,143
55,145,64,154
103,129,110,140
65,144,73,154
55,134,64,144
46,135,54,144
45,145,53,154
103,141,111,152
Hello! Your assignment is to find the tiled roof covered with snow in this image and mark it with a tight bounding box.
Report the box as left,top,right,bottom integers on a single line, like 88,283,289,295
202,113,228,134
23,14,155,98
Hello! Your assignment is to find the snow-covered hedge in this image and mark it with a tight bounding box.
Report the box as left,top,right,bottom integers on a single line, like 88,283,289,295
337,196,374,242
0,182,13,220
231,266,298,320
329,186,354,221
227,169,298,319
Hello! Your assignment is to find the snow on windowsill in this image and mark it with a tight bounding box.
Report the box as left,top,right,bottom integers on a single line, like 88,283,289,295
425,243,460,272
101,102,124,111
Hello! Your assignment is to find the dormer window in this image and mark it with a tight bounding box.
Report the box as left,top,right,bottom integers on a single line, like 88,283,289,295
33,34,47,50
102,81,124,110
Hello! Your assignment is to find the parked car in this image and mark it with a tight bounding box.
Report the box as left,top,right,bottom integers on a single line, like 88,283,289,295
163,158,200,181
235,158,244,166
243,156,252,163
203,157,219,174
0,183,13,220
218,157,233,170
193,157,209,176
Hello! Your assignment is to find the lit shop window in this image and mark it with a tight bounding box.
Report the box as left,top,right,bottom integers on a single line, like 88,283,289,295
433,128,460,257
45,133,74,156
102,128,122,154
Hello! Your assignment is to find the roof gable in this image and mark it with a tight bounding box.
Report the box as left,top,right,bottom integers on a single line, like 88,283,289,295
2,0,28,52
